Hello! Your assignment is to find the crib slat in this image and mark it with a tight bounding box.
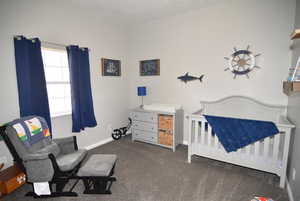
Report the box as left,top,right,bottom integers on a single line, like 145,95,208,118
263,137,270,158
188,118,193,163
195,120,199,144
254,141,260,156
246,143,251,156
192,120,195,144
214,132,219,149
237,147,242,155
201,120,205,145
208,125,212,147
273,133,280,161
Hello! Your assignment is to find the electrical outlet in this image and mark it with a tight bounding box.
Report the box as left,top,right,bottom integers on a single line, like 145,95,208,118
292,168,296,181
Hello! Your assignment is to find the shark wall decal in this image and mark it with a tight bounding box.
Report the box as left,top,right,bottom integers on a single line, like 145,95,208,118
177,72,204,83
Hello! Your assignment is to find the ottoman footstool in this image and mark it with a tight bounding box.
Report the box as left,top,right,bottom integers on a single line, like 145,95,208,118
77,154,117,194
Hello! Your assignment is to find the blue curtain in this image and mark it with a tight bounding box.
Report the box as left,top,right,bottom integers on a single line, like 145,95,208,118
67,45,97,132
14,36,52,131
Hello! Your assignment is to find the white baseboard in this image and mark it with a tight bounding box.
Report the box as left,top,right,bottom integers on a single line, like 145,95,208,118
85,137,114,150
286,177,295,201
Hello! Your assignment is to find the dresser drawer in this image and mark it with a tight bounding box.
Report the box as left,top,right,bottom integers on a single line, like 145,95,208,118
132,121,157,132
159,130,173,146
159,115,173,130
133,130,157,143
130,112,157,123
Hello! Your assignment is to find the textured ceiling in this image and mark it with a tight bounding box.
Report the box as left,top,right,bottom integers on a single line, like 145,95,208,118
69,0,220,23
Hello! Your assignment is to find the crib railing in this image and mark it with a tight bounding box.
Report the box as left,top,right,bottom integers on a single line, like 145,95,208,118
188,115,293,188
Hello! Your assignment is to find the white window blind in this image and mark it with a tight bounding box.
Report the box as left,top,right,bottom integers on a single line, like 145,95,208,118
41,47,72,117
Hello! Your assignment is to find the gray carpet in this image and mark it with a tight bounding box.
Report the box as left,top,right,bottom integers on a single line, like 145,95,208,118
3,136,289,201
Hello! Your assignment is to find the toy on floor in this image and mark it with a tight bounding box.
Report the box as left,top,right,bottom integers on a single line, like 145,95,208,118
251,196,274,201
112,118,132,140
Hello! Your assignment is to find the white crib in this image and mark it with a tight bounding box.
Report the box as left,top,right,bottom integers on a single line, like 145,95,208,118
187,96,295,188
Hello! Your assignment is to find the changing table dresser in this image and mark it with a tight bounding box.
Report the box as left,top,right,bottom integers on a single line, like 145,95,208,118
130,107,184,151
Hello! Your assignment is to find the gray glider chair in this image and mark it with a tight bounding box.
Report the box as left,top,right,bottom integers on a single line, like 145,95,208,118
0,116,87,198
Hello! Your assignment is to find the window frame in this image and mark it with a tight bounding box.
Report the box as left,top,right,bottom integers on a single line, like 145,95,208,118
41,46,72,118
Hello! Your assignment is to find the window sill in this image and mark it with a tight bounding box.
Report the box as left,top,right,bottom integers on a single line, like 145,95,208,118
51,112,72,119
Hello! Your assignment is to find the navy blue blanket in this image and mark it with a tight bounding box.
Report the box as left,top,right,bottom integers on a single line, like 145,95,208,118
204,115,279,153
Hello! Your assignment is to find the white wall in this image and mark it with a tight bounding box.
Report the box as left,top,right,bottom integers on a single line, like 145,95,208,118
127,0,295,142
0,0,296,168
287,0,300,200
287,93,300,201
0,0,130,167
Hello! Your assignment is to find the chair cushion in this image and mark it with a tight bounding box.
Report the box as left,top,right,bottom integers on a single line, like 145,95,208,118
56,149,87,171
35,141,60,157
77,154,117,177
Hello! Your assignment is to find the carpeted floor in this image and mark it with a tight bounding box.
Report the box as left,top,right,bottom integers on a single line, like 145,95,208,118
3,135,289,201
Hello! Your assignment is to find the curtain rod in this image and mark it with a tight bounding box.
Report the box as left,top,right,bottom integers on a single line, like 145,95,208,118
14,36,66,47
41,41,90,51
14,36,90,51
41,40,67,48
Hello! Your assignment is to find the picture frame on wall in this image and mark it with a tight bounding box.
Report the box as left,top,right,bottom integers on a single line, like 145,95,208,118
140,59,160,76
101,58,121,76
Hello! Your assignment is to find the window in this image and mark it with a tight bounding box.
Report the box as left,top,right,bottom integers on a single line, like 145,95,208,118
41,47,72,117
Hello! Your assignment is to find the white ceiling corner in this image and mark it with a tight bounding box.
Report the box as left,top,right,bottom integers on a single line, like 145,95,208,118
69,0,221,24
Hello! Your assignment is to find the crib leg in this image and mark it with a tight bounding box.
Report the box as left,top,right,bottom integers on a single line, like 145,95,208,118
279,175,285,188
188,154,191,163
187,116,192,164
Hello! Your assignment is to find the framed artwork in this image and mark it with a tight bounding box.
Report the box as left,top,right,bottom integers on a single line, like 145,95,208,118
140,59,160,76
101,58,121,76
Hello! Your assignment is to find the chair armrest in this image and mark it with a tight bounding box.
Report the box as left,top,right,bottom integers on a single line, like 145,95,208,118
53,136,75,144
23,152,50,161
23,154,54,182
53,136,78,154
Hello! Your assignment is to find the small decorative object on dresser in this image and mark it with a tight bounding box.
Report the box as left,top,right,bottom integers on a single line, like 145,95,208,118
140,59,160,76
130,104,184,152
101,58,121,76
0,164,26,197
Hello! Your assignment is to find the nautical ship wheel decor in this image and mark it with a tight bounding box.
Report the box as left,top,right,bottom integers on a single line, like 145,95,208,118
224,46,261,79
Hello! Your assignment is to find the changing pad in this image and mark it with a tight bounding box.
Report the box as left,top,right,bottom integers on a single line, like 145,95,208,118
143,104,182,113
